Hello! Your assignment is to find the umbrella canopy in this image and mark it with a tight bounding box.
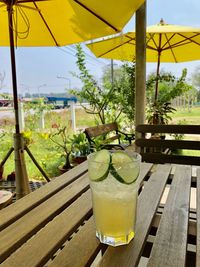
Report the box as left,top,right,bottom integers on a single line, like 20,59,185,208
0,0,145,47
87,19,200,100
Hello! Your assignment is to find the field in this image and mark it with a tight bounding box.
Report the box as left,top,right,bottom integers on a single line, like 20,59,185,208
171,106,200,125
0,106,200,181
0,108,95,181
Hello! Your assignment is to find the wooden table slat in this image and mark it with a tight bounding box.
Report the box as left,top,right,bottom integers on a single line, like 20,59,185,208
147,165,192,267
1,190,92,267
0,161,88,231
196,167,200,267
0,174,89,263
48,217,101,267
137,163,153,186
98,164,171,267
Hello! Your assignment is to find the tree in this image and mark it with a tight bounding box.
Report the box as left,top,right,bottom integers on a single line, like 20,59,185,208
0,71,6,90
71,45,135,129
191,65,200,90
146,68,193,124
0,71,8,100
102,63,136,128
146,68,191,103
70,44,136,128
70,44,113,124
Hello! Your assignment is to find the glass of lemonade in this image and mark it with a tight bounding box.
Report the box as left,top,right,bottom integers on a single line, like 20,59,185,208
88,149,141,247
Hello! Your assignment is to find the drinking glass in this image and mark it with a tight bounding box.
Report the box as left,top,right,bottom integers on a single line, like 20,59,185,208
88,150,141,246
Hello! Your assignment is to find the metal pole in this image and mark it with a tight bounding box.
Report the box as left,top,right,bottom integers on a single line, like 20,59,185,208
69,101,76,132
135,2,146,150
57,76,71,90
37,84,46,98
18,101,25,131
111,59,114,87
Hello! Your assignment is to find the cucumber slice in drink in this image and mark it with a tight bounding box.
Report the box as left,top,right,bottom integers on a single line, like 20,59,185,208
111,151,139,184
88,150,111,182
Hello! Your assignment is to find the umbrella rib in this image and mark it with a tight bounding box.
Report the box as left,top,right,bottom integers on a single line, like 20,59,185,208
161,33,176,49
33,2,59,46
16,3,41,11
159,32,200,63
161,32,200,50
17,0,48,3
178,32,200,46
73,0,119,32
163,33,178,63
147,33,160,50
98,38,135,57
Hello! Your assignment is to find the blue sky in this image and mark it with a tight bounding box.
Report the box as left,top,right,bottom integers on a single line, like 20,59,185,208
1,0,200,95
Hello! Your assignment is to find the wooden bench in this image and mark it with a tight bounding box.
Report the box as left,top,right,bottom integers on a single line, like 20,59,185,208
136,124,200,165
84,122,135,151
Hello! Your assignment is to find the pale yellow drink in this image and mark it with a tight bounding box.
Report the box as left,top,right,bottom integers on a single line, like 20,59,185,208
88,150,140,246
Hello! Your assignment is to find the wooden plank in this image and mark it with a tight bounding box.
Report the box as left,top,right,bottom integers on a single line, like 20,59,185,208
0,161,88,231
136,124,200,134
1,191,93,267
147,165,192,267
152,213,196,237
104,135,120,143
137,163,153,186
136,139,200,150
98,164,171,267
0,174,89,263
48,217,101,267
196,168,200,266
141,153,200,165
85,123,118,138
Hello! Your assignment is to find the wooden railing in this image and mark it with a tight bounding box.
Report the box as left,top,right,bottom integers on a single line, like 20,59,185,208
136,124,200,165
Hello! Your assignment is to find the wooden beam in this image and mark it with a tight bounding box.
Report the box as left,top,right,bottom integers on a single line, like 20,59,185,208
135,2,146,151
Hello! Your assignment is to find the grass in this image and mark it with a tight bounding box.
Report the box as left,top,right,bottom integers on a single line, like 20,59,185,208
171,106,200,125
0,107,94,181
1,105,200,181
170,106,200,157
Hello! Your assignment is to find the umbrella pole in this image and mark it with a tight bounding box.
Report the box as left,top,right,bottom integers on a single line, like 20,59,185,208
154,52,161,102
154,32,162,102
7,6,31,199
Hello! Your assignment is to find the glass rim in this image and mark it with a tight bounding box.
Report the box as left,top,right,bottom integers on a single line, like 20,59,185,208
87,150,141,164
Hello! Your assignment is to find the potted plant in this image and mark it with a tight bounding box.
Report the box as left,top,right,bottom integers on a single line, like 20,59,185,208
48,126,73,173
147,101,176,125
71,132,90,165
146,101,176,153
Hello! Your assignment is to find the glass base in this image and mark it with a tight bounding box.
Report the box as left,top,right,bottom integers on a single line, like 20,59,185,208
96,230,135,247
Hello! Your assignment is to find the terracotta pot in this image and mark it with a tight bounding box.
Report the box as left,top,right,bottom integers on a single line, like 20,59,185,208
71,156,87,165
0,166,3,180
58,166,73,174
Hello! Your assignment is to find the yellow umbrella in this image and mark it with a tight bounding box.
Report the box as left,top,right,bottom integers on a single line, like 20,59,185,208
0,0,145,198
0,0,145,47
87,19,200,100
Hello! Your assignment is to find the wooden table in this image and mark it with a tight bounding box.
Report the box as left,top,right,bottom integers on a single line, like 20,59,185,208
0,190,12,210
0,161,199,267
